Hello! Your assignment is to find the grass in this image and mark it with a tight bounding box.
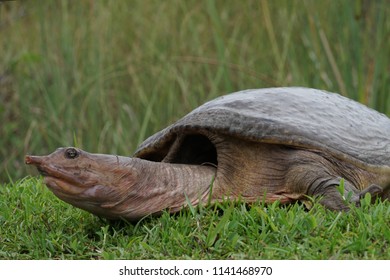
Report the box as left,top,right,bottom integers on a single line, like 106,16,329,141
0,177,389,260
0,1,389,260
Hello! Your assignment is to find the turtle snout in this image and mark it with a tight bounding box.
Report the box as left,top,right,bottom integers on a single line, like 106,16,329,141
25,155,50,176
25,155,43,166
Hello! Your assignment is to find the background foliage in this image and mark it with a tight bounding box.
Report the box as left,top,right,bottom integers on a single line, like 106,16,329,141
1,0,389,182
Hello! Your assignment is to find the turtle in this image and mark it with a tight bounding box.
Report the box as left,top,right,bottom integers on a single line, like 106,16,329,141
25,87,390,220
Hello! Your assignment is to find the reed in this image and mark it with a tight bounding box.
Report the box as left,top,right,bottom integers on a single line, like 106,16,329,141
0,1,389,181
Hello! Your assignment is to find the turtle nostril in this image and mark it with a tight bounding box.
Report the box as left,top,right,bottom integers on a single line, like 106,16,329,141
25,156,32,164
25,155,43,165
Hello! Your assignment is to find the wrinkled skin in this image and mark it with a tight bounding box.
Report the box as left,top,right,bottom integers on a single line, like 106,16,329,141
25,147,215,220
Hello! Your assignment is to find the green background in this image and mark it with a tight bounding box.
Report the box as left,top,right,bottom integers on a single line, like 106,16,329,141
1,0,389,182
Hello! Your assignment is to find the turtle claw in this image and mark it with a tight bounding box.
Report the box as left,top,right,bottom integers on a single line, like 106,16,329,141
358,184,383,199
309,178,384,210
350,184,383,207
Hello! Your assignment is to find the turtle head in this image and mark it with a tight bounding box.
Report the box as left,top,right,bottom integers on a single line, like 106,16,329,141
25,147,139,219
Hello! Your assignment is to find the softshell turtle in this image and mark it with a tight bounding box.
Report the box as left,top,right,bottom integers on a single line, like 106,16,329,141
25,87,390,220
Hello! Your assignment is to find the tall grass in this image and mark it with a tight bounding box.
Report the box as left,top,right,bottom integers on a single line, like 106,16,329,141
0,0,389,182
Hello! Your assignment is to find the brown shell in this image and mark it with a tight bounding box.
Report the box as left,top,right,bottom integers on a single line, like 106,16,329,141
134,87,390,168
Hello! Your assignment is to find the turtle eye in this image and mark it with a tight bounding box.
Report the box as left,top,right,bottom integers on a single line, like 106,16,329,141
64,148,79,159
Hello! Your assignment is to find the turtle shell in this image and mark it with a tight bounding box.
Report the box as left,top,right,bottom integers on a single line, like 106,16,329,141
134,87,390,169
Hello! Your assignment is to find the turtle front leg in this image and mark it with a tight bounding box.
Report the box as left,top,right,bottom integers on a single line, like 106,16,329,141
306,177,357,211
307,178,384,210
286,151,385,211
354,184,383,205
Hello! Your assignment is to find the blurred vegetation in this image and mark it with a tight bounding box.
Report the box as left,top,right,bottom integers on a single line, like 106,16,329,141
1,0,389,182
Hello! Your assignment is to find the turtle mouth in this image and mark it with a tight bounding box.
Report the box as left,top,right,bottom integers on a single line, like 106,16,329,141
25,155,85,193
43,176,86,196
37,166,49,176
